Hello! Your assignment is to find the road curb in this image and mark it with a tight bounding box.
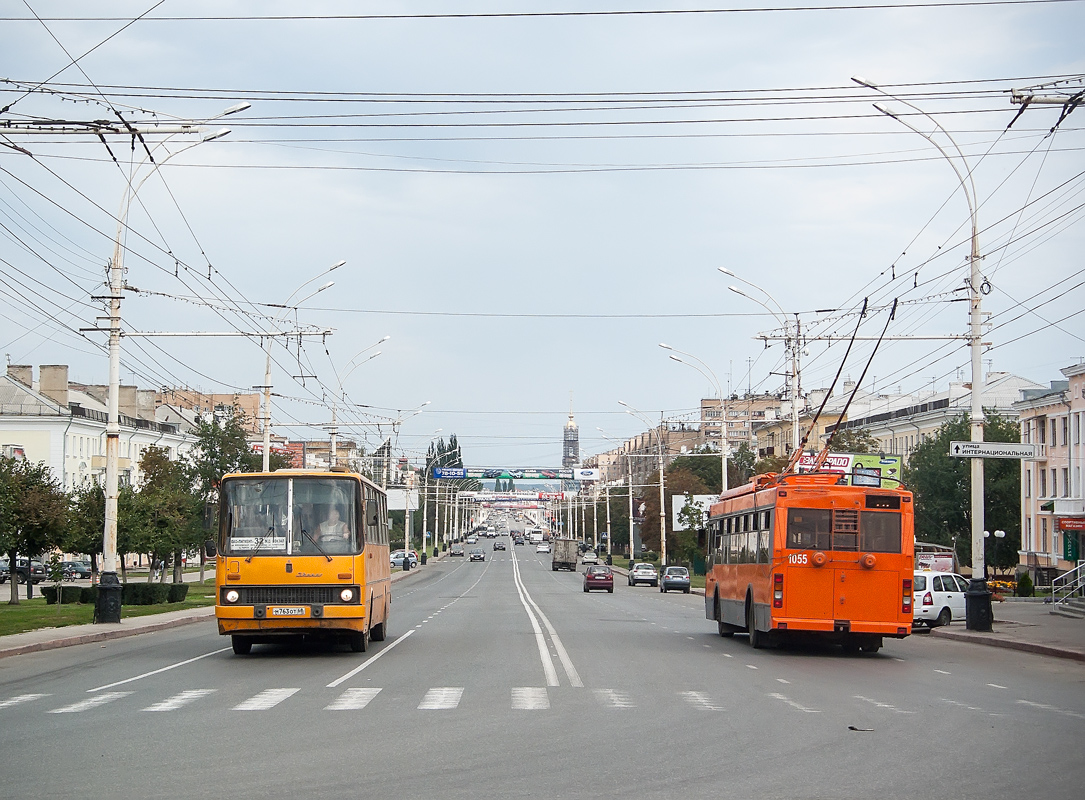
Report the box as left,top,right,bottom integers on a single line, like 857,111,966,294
0,609,215,661
930,627,1085,664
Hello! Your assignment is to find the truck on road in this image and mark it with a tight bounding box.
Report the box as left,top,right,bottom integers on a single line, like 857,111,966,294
551,538,579,571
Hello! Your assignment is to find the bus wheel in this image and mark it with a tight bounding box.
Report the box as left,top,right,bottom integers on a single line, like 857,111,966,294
859,637,882,654
716,599,735,637
349,629,369,653
371,619,386,642
747,603,764,649
231,636,252,655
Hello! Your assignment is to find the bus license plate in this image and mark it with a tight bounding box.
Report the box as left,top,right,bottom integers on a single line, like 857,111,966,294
271,606,306,617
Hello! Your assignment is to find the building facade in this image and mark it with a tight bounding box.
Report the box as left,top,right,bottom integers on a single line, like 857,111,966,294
701,393,780,455
1014,363,1085,582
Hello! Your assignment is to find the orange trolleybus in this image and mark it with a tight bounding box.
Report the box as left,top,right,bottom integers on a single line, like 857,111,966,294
704,470,914,653
209,468,391,655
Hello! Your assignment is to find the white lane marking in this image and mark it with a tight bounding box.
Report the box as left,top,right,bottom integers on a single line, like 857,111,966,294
987,683,1007,689
745,664,758,670
941,698,986,712
88,647,231,693
325,688,382,711
233,688,299,711
142,689,216,712
50,691,132,714
934,669,951,675
776,679,790,684
519,582,583,688
680,691,723,711
594,689,635,709
418,687,463,710
0,693,48,710
768,692,820,713
854,694,913,714
327,629,415,688
510,552,559,687
512,687,550,710
723,654,733,658
1017,699,1085,721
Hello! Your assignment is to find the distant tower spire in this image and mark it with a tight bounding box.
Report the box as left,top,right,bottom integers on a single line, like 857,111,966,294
562,399,579,469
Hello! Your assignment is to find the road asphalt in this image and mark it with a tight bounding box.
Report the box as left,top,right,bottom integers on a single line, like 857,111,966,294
2,557,1082,663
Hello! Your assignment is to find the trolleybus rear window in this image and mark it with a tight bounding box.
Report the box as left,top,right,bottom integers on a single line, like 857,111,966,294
786,507,902,553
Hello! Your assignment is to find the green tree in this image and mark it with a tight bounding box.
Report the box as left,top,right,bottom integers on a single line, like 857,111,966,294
754,453,789,475
66,482,145,584
639,467,709,562
184,409,288,504
730,442,756,486
139,446,203,583
829,427,880,454
903,412,1021,568
0,457,69,604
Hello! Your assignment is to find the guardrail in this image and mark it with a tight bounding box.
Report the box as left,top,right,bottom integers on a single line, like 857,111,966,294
1052,561,1085,607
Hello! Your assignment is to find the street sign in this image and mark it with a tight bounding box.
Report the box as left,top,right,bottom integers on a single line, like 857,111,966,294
949,441,1042,460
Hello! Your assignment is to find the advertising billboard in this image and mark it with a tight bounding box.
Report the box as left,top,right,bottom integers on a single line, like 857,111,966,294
795,452,902,488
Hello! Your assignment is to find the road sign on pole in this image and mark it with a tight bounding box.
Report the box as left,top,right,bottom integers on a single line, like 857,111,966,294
949,441,1042,460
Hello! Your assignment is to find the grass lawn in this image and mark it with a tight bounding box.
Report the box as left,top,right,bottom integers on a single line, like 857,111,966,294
0,579,217,637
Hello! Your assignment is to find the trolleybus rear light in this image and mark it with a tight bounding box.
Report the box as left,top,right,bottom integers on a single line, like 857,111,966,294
902,579,912,613
773,573,784,608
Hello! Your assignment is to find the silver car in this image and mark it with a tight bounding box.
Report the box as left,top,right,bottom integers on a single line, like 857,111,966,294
628,562,658,587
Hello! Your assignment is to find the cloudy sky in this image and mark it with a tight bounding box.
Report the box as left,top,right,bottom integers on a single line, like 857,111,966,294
1,1,1083,470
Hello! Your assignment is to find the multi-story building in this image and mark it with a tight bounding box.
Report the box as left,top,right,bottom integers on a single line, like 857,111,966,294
0,364,192,491
701,393,780,455
1014,363,1085,583
156,388,263,434
586,421,704,490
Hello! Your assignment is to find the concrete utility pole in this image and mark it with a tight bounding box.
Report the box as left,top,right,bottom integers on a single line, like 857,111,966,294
853,75,993,631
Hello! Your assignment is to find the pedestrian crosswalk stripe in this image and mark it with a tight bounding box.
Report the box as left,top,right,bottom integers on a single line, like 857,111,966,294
768,692,820,713
49,691,132,714
512,687,549,710
326,688,382,711
418,687,463,710
143,689,216,712
679,691,723,711
0,693,48,710
594,689,634,709
233,688,299,711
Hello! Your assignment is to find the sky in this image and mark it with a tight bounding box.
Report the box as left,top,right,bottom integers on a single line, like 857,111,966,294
1,0,1083,472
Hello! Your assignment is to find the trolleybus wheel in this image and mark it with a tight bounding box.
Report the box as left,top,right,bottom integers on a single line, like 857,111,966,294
231,635,252,655
859,638,882,654
747,602,764,649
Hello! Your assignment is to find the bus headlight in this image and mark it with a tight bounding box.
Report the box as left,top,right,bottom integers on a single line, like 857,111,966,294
225,589,240,604
340,588,354,603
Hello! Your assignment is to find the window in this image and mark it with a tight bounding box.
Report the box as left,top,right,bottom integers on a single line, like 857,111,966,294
860,511,902,553
1061,417,1069,447
1038,419,1046,444
1042,517,1048,552
1062,468,1070,497
1026,469,1031,498
1040,470,1048,497
786,508,832,550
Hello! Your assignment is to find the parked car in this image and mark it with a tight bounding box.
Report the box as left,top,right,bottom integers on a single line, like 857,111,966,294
390,550,418,569
61,561,92,580
493,541,506,551
535,542,551,553
913,570,968,627
628,562,658,587
469,548,486,562
583,564,614,593
450,545,465,557
0,558,46,584
660,566,691,593
581,551,599,565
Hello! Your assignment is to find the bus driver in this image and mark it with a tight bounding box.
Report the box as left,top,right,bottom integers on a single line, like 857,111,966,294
317,506,351,551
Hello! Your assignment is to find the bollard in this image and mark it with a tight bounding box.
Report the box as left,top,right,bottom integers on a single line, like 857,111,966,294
421,552,427,565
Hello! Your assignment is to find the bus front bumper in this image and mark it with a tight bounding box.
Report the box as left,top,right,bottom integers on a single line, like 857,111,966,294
217,604,365,636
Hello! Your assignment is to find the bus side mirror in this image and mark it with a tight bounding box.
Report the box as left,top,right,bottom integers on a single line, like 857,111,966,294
697,529,706,549
204,539,218,558
366,499,379,527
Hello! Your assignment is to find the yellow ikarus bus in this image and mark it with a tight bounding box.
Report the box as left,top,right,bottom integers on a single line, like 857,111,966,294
209,468,391,655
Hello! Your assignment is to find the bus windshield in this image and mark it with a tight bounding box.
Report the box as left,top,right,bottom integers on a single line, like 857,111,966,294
222,477,361,556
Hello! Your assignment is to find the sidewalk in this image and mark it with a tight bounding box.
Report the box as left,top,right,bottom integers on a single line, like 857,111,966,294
0,556,439,660
929,599,1085,663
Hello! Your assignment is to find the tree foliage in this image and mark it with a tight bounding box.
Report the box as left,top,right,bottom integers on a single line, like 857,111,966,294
828,427,880,454
902,412,1021,570
0,456,69,604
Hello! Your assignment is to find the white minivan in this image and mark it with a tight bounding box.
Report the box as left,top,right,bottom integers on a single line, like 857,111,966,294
913,570,968,628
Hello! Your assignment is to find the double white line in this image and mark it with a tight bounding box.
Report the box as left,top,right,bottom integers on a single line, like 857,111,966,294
511,550,583,688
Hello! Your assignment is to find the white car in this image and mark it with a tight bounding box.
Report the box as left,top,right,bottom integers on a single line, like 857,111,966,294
913,570,968,628
535,543,551,553
628,562,658,587
581,551,599,565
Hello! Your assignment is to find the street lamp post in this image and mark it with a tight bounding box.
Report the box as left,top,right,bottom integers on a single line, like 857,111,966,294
720,268,803,458
262,261,346,471
620,402,668,568
97,110,244,624
660,343,729,491
852,75,992,632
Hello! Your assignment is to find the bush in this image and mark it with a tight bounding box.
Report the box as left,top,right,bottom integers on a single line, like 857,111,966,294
61,585,82,604
80,586,98,605
42,586,57,605
167,583,189,603
121,582,171,605
1016,572,1034,597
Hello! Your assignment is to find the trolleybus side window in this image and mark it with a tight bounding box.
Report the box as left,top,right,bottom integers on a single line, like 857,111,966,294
860,510,902,553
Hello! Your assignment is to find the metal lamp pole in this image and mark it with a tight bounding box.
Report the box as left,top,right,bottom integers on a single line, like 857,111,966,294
660,343,729,491
98,114,242,623
620,402,668,568
262,261,346,471
720,268,802,457
852,75,991,631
